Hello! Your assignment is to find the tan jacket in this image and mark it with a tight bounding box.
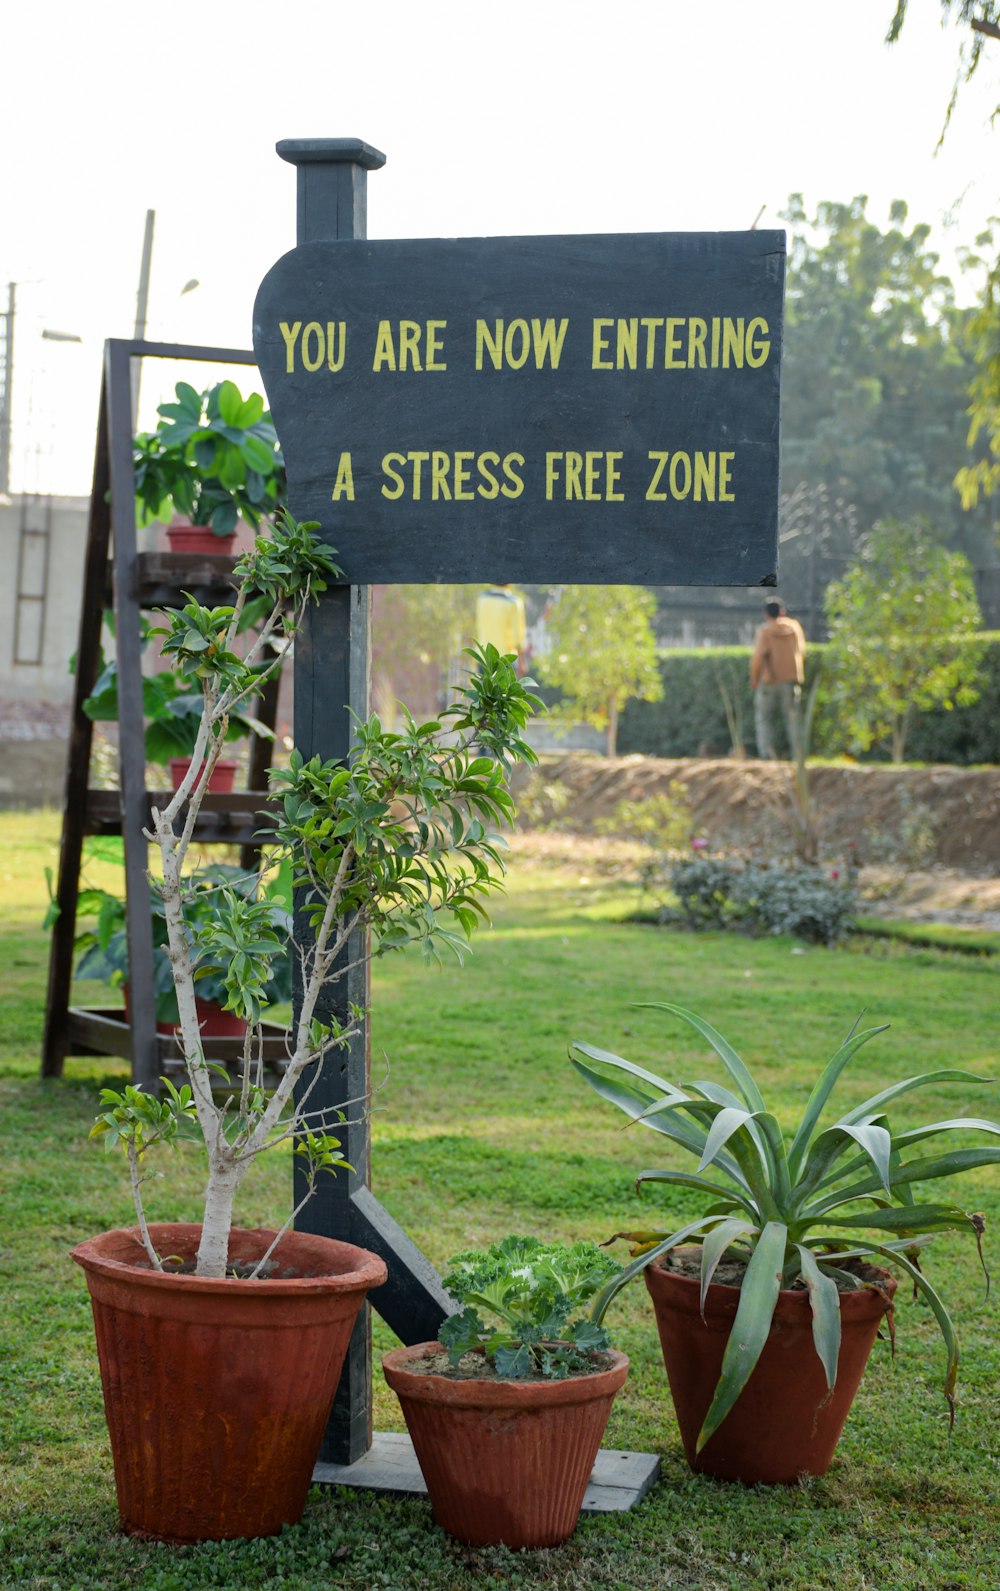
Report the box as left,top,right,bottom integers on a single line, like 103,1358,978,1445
750,616,805,688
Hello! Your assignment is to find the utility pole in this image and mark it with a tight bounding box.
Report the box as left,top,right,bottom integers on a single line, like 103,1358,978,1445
0,282,15,496
130,210,155,423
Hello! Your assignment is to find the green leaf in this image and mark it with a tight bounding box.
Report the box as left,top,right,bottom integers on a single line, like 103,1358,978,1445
808,1146,1000,1215
785,1021,889,1179
569,1045,750,1185
854,1241,959,1422
795,1243,841,1390
839,1070,997,1128
589,1215,738,1325
699,1218,758,1316
819,1203,972,1234
696,1220,787,1452
697,1106,756,1173
634,1168,758,1218
635,1002,767,1114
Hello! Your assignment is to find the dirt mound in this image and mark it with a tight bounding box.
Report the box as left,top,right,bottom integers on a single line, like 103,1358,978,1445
512,754,1000,876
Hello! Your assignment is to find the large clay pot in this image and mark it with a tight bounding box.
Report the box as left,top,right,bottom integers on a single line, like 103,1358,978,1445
382,1341,629,1548
72,1223,387,1542
645,1259,896,1484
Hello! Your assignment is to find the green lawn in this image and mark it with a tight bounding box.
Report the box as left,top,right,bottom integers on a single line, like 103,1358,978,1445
1,812,998,1591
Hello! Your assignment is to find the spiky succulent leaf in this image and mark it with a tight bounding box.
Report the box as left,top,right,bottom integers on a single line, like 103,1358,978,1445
794,1243,842,1390
699,1218,759,1316
696,1221,787,1452
634,1002,767,1113
785,1020,889,1179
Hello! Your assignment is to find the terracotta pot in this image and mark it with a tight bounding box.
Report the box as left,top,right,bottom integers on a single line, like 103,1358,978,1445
168,756,240,793
382,1342,629,1548
72,1223,387,1542
122,986,247,1040
645,1259,896,1484
165,520,236,556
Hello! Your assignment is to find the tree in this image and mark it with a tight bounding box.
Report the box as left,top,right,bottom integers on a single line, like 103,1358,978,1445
98,515,541,1279
887,4,1000,522
955,239,1000,512
780,195,994,566
538,585,662,757
823,519,983,763
886,2,1000,134
371,584,475,727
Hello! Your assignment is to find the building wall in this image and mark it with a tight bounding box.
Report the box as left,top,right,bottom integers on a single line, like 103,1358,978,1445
0,494,89,700
0,495,89,805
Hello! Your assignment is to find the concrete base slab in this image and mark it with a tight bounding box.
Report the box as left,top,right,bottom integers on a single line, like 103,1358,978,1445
314,1432,661,1513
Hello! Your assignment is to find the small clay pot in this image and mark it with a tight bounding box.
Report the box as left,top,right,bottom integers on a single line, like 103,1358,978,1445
165,521,236,556
382,1341,629,1548
167,756,240,793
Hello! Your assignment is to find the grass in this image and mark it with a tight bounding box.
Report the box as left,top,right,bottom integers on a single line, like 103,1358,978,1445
2,812,999,1590
852,917,1000,957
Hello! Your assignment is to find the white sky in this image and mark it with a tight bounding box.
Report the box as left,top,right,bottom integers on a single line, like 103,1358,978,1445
3,0,998,496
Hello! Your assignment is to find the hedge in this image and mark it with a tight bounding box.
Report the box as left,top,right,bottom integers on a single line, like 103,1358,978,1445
615,635,1000,765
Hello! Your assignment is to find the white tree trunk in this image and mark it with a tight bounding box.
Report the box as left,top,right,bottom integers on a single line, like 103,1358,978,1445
195,1159,245,1278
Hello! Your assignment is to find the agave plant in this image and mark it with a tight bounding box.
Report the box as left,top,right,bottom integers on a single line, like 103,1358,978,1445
571,1002,998,1452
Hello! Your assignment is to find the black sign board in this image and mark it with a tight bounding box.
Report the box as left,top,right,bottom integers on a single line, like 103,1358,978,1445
253,230,784,585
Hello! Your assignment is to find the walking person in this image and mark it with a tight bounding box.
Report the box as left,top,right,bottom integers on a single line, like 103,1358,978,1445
750,598,805,759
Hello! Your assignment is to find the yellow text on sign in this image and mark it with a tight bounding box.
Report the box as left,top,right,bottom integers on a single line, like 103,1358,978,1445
476,319,570,370
380,450,526,500
591,317,770,370
279,321,347,372
372,321,447,372
645,451,735,502
545,452,625,501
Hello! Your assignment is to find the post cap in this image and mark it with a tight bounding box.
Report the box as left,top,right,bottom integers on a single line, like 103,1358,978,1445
277,138,386,171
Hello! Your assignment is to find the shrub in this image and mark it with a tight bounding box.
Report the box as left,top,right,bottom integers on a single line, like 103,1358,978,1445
735,861,857,944
663,856,855,945
666,857,745,930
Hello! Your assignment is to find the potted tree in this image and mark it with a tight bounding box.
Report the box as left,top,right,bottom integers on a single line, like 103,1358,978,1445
382,1236,629,1549
71,511,542,1542
570,1002,998,1484
134,379,286,551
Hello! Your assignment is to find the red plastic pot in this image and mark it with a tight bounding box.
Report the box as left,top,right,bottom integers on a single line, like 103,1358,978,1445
382,1342,629,1548
165,521,236,556
645,1259,896,1485
72,1223,387,1542
168,756,239,793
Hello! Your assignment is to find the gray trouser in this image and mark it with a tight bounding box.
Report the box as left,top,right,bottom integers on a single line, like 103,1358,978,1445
754,682,801,759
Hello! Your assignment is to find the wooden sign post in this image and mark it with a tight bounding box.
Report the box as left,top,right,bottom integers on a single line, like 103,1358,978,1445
254,137,785,1495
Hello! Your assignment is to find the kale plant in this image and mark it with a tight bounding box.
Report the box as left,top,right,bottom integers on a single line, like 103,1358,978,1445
439,1236,621,1379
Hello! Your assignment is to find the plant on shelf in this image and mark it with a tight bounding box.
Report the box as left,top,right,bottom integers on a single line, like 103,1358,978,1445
382,1236,629,1549
74,863,292,1029
83,639,273,788
570,1001,998,1484
71,510,542,1543
134,378,286,541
